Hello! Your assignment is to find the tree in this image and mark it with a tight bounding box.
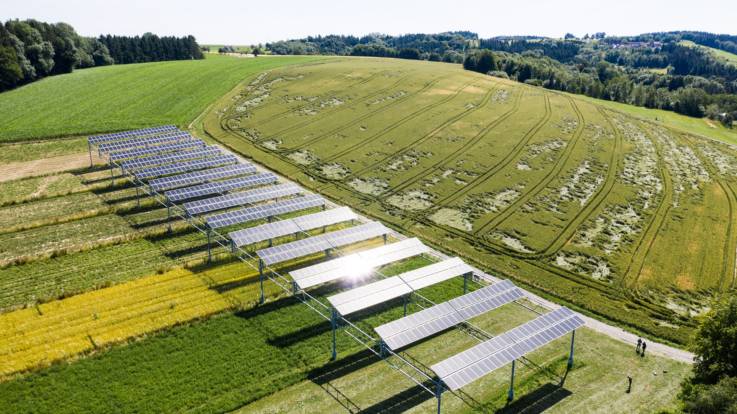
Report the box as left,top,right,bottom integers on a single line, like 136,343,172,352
691,297,737,383
564,33,576,40
475,50,496,74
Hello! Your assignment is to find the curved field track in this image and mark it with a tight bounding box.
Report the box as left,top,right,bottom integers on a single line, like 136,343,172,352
204,57,737,344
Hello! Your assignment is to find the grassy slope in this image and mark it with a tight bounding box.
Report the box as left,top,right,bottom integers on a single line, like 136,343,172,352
680,40,737,66
0,54,322,142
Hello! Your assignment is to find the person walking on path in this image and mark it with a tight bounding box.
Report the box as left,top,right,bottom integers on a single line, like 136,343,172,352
636,338,642,354
627,375,633,393
641,341,647,357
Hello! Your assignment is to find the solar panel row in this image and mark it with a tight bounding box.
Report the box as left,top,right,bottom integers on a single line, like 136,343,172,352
291,238,429,290
98,131,191,153
109,139,205,161
375,280,524,350
257,221,389,266
89,125,178,144
327,258,474,316
184,183,302,216
122,147,222,171
165,172,277,202
432,307,584,390
206,194,326,229
149,164,256,192
135,155,238,179
229,206,356,247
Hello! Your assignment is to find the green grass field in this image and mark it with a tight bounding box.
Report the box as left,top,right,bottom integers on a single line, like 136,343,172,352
680,40,737,66
0,54,322,142
0,54,713,413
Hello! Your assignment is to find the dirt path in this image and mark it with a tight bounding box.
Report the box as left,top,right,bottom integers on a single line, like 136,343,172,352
0,152,103,183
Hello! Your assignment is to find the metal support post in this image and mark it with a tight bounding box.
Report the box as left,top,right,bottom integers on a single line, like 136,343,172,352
463,272,469,294
206,229,212,263
231,240,236,254
292,281,299,295
403,294,408,317
167,205,172,233
379,340,388,358
110,165,114,185
136,186,140,208
383,234,388,244
259,259,265,304
435,380,443,414
331,308,338,361
508,360,516,401
88,142,93,167
568,330,576,369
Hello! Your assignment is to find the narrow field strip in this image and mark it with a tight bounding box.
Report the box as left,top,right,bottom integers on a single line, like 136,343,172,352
0,263,260,377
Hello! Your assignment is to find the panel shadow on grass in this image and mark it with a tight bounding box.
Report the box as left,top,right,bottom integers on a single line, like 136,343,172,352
496,382,572,414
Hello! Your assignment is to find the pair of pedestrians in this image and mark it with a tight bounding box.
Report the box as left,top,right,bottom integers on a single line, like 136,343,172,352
636,337,647,356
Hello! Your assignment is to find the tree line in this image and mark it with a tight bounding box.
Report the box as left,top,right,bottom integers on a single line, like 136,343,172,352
0,19,203,93
463,44,737,126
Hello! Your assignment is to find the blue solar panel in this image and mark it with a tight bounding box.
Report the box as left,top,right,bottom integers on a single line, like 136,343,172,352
149,164,257,192
184,183,302,216
165,173,277,202
206,195,325,229
109,139,205,161
121,147,222,171
88,125,178,145
134,155,238,179
98,131,191,153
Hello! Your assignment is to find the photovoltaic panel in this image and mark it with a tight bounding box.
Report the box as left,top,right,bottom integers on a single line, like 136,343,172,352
109,139,204,161
402,258,474,291
206,195,325,229
165,172,277,202
291,238,430,290
149,164,256,192
121,147,222,171
88,125,178,145
98,131,191,153
375,280,524,350
328,278,413,317
184,183,302,216
327,258,474,316
135,155,238,179
431,307,585,391
257,221,389,266
229,207,356,247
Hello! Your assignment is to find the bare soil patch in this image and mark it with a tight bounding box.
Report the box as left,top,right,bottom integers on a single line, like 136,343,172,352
0,152,102,182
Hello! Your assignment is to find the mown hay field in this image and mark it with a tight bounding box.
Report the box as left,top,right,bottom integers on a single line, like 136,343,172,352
204,57,737,344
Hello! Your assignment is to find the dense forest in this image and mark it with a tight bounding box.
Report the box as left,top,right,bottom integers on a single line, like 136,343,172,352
0,19,203,92
264,31,737,125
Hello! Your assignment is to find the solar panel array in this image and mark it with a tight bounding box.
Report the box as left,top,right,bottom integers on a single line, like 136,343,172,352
432,307,585,390
291,238,429,290
375,280,524,350
184,183,302,216
165,173,277,202
206,195,326,229
257,221,389,266
98,131,191,153
327,258,474,316
229,206,356,247
150,164,256,192
88,125,177,145
109,139,204,161
122,147,222,171
135,155,238,179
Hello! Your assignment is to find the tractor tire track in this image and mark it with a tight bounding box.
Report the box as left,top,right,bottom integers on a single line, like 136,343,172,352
378,87,523,197
622,127,673,289
255,70,392,124
473,95,585,236
528,106,623,259
681,134,737,291
332,83,500,184
287,76,449,151
431,91,550,209
320,81,476,162
256,73,413,140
